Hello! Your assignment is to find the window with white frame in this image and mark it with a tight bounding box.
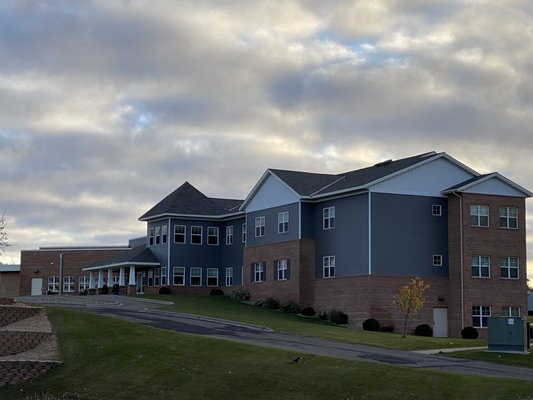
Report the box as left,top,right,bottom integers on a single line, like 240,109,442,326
161,266,168,286
63,276,75,293
255,216,265,237
253,261,265,282
500,257,519,279
154,267,161,286
149,228,154,246
174,225,186,244
433,255,443,267
499,207,518,229
502,306,521,317
242,223,246,243
48,276,59,293
191,226,202,244
207,268,219,286
323,207,335,229
278,211,289,234
471,255,490,278
323,256,335,278
470,205,489,227
225,267,233,286
78,276,90,292
276,259,289,280
190,267,202,286
162,225,168,244
432,204,442,216
472,305,491,328
208,227,219,245
173,267,185,286
155,226,161,245
147,270,154,286
226,226,234,245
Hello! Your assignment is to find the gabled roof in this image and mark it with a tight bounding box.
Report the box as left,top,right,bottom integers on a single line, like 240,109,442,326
139,181,244,221
83,244,160,271
442,173,533,197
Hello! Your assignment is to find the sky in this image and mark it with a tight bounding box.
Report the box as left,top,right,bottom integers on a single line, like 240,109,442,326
1,1,533,276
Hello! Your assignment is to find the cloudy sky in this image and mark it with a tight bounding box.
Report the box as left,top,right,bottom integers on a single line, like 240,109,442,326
1,1,533,276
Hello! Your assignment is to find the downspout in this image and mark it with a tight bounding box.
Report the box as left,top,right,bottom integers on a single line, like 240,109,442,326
167,218,171,285
451,191,465,330
59,253,64,295
368,191,372,275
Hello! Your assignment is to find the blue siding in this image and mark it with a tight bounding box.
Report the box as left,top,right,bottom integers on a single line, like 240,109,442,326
246,202,300,247
314,193,369,278
371,193,448,277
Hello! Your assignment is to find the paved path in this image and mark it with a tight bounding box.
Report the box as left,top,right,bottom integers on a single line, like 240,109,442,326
17,295,533,381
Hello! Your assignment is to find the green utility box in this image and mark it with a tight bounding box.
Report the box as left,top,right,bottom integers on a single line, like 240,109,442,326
487,317,529,354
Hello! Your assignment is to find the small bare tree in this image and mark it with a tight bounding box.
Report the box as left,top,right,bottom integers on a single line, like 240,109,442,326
0,212,10,253
392,276,430,338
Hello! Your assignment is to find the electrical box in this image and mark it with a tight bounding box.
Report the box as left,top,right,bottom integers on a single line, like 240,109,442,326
487,317,529,354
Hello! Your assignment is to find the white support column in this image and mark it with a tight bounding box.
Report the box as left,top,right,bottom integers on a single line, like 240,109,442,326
119,267,125,286
89,272,95,289
128,266,136,286
98,270,104,289
107,269,113,287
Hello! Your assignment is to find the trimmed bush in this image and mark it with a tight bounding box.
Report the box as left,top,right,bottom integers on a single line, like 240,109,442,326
379,325,395,333
461,326,479,339
300,306,316,317
280,301,300,314
100,284,109,295
362,318,380,331
329,309,348,325
318,311,328,320
414,324,433,337
209,288,224,296
158,286,172,295
230,289,250,302
264,296,280,309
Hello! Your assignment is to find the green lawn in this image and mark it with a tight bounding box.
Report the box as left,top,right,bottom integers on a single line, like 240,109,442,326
145,294,486,351
2,307,533,400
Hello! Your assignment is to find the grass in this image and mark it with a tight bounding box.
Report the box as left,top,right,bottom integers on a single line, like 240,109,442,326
145,294,486,351
447,348,533,369
2,307,533,400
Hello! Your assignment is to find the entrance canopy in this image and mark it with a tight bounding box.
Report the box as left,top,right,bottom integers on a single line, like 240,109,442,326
83,244,160,272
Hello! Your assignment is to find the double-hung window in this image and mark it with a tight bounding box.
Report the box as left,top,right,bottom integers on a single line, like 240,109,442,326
225,267,233,286
226,226,234,245
499,207,518,229
207,227,219,245
472,306,491,328
161,225,168,244
500,257,519,279
207,268,219,286
78,276,90,292
154,267,161,286
48,276,59,293
433,255,443,267
255,216,265,237
148,228,154,246
190,267,202,286
253,261,265,282
502,306,521,317
63,276,75,293
155,226,161,245
323,256,335,278
470,205,489,227
173,267,185,286
276,259,289,280
161,267,167,286
323,207,335,229
191,226,202,244
174,225,186,244
432,204,442,216
242,223,247,243
471,256,490,278
278,211,289,234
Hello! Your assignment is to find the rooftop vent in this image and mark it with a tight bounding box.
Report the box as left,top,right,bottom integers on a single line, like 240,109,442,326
374,159,393,167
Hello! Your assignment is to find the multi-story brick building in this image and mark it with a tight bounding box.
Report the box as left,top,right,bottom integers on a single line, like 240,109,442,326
19,151,531,337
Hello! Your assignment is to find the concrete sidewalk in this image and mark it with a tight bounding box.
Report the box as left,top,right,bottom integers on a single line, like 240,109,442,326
414,346,487,355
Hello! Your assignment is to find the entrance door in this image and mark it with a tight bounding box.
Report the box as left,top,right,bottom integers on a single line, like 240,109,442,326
433,308,448,337
31,278,43,296
136,272,144,294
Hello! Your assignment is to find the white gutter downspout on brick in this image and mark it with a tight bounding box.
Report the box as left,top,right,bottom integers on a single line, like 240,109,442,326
452,190,465,330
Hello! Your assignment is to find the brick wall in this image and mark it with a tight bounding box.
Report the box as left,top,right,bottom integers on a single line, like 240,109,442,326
0,272,20,297
0,331,52,356
0,306,41,327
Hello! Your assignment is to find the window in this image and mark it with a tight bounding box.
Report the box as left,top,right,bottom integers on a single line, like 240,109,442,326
63,276,75,293
226,226,234,245
502,306,521,317
191,226,202,244
147,270,154,286
276,259,289,280
471,256,490,278
472,306,491,328
500,207,518,229
149,228,154,246
162,225,168,244
323,256,335,278
190,267,202,286
278,211,289,234
470,205,489,227
253,262,265,282
255,216,265,237
433,255,443,267
48,276,59,293
173,267,185,286
207,268,219,286
78,276,90,292
155,226,161,245
154,268,161,286
323,207,335,229
225,267,233,286
242,223,246,243
500,257,519,279
174,225,186,244
207,227,219,245
432,204,442,216
161,267,167,286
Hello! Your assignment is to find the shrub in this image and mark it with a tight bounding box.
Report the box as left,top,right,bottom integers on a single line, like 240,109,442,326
158,286,172,295
461,326,479,339
264,296,280,309
100,284,109,295
362,318,380,331
300,306,316,317
414,324,433,337
318,311,328,320
329,309,348,325
280,301,300,313
209,288,224,296
112,284,120,295
230,289,250,302
79,290,88,296
379,325,395,333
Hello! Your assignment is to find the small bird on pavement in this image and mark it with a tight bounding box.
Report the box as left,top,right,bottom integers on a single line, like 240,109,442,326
291,357,301,363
